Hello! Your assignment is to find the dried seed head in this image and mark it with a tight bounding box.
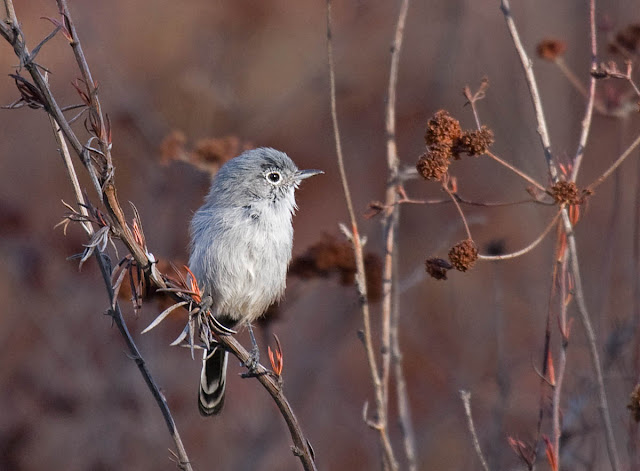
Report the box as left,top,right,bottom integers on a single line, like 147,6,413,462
448,239,478,272
425,257,452,280
193,136,242,166
288,234,383,302
536,39,567,61
457,126,494,156
425,110,462,147
159,131,187,164
416,145,451,181
549,181,581,205
611,24,640,55
628,384,640,423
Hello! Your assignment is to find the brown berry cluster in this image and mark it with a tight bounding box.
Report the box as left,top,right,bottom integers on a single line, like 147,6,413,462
608,24,640,56
425,239,478,280
536,39,567,61
549,181,591,206
628,384,640,423
417,110,494,182
289,234,383,302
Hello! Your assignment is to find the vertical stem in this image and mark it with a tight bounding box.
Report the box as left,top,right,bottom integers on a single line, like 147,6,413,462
570,0,597,181
500,0,557,182
460,390,492,471
326,2,398,469
551,254,569,470
500,2,620,469
382,1,417,469
563,212,620,471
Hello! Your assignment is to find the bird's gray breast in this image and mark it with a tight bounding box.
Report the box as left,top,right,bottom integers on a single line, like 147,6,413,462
189,198,293,324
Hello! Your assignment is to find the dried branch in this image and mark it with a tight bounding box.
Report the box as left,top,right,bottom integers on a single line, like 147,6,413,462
478,209,561,261
500,0,558,183
486,151,546,191
2,2,316,470
570,0,598,180
460,390,491,471
500,2,620,470
326,1,398,469
383,1,417,470
551,254,570,471
586,132,640,193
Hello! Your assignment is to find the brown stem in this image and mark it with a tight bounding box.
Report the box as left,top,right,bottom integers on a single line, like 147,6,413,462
443,183,472,240
383,1,417,469
2,3,316,470
500,2,620,469
587,132,640,193
570,0,598,181
460,391,492,471
326,1,398,469
551,254,569,471
478,209,561,261
486,151,546,191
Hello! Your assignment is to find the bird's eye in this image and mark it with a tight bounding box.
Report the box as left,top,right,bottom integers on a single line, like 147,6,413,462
267,171,281,184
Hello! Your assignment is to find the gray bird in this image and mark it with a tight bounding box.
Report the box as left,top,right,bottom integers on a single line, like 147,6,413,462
188,147,322,415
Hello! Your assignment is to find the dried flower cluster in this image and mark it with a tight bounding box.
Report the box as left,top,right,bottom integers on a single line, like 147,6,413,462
425,257,452,280
448,239,478,272
549,181,591,206
456,127,494,156
416,144,451,181
628,384,640,422
159,132,248,175
417,110,494,182
536,39,567,61
289,234,383,301
425,239,479,280
424,110,462,147
609,23,640,56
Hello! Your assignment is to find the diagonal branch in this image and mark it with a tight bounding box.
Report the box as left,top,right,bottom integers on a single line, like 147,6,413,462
2,2,317,470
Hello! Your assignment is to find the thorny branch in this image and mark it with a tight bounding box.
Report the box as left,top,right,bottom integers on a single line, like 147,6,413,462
1,2,316,470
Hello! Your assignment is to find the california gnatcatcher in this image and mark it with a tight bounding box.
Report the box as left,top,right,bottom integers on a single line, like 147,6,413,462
188,147,322,415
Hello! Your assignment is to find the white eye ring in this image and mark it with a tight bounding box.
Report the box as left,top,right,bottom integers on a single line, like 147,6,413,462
266,171,281,184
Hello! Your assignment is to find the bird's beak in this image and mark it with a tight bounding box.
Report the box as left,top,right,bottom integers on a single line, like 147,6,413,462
295,169,324,181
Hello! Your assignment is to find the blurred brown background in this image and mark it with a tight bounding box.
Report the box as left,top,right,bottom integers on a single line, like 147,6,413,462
1,1,640,470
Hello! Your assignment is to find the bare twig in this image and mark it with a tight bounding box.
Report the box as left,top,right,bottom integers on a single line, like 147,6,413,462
486,151,546,191
500,2,620,469
383,1,417,470
570,0,598,181
478,209,561,261
551,254,569,471
442,181,472,240
587,132,640,192
460,390,491,471
2,3,317,470
326,1,398,469
563,209,620,471
463,77,489,129
500,0,558,183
